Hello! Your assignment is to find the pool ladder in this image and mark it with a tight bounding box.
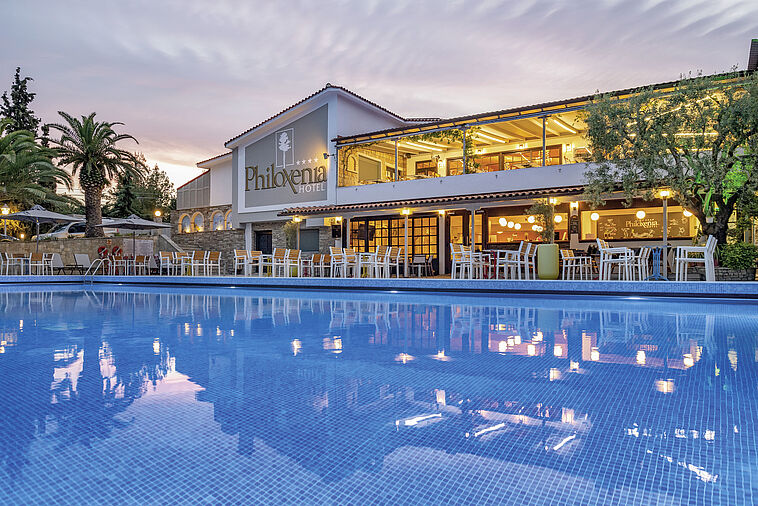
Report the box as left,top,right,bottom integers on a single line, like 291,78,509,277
82,258,106,285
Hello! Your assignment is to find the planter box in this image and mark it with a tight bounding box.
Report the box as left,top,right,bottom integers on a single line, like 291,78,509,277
696,266,757,281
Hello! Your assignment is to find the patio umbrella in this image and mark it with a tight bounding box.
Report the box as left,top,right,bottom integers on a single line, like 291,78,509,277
95,214,170,258
4,204,80,251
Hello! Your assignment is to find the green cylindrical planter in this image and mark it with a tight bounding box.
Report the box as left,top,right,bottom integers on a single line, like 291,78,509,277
537,243,559,280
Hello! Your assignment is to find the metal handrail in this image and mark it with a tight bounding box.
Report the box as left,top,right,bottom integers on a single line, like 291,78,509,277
83,258,105,284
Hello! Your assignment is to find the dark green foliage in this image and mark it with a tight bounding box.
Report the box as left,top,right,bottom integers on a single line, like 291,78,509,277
1,67,40,135
720,242,758,269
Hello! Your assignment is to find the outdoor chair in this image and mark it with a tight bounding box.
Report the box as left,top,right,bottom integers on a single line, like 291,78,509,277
320,254,331,277
271,248,288,277
133,255,149,275
285,249,301,277
450,244,469,279
675,235,717,281
329,247,347,277
597,239,633,280
73,253,92,274
205,251,222,276
190,251,207,276
495,241,529,280
388,247,403,278
410,254,430,277
29,253,48,275
372,245,390,278
525,243,537,279
109,255,127,275
158,251,174,275
247,250,263,276
234,249,248,275
560,249,592,280
631,246,652,280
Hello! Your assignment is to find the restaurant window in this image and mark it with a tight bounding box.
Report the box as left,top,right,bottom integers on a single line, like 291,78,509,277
580,206,697,241
478,154,500,172
357,155,381,183
447,158,463,176
502,145,561,170
414,160,438,177
488,212,569,244
350,215,438,258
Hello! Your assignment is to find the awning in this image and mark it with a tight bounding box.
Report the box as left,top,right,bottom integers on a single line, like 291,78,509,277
279,185,586,217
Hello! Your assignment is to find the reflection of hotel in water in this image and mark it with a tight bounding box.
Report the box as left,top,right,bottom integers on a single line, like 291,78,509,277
1,290,755,487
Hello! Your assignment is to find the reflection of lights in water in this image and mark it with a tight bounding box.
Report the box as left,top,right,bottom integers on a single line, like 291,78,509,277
548,434,576,451
590,347,600,361
704,430,715,441
152,339,160,355
554,345,563,357
514,335,521,345
648,450,718,483
498,341,507,352
715,364,720,376
216,327,222,336
184,323,190,335
397,413,441,426
436,350,445,359
196,323,202,336
19,320,23,330
435,389,446,405
0,346,4,354
532,331,543,342
395,353,414,364
527,344,536,356
655,379,675,394
683,354,694,368
728,350,737,371
636,350,646,365
562,408,575,424
570,361,579,370
467,422,506,438
291,339,302,356
230,329,234,337
549,368,561,381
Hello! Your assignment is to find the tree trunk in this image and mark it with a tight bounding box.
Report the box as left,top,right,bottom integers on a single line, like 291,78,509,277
701,219,728,246
83,185,105,238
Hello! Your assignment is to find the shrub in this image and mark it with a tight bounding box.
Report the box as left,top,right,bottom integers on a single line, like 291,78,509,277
720,242,758,270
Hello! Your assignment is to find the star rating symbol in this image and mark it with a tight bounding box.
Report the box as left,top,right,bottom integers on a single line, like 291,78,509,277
296,160,301,166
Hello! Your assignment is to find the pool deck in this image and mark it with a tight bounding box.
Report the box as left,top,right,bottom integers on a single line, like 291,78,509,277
2,274,758,298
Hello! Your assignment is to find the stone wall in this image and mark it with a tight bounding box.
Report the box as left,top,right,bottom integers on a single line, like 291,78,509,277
172,204,232,234
170,229,245,274
0,236,156,267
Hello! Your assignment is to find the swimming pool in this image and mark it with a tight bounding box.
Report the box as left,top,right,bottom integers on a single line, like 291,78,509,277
0,285,755,504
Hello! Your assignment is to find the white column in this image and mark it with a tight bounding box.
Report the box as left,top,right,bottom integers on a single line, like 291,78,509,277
662,197,668,279
345,216,351,248
296,223,300,250
404,214,409,277
469,209,475,250
438,212,445,275
244,222,252,251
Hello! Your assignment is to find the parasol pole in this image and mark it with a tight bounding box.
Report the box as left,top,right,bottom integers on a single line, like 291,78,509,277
36,219,40,252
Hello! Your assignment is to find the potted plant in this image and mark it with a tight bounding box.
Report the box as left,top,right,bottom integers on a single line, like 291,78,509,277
716,242,758,281
526,199,559,280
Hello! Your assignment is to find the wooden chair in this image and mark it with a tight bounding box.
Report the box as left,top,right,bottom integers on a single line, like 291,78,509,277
248,250,263,276
233,249,248,275
271,248,287,277
159,251,174,275
29,253,47,275
205,251,222,276
134,255,150,275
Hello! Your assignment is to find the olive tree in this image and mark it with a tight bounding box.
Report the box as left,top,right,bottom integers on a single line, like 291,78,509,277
582,71,758,245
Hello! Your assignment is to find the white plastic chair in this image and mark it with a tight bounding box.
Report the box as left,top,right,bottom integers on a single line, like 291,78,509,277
675,235,717,281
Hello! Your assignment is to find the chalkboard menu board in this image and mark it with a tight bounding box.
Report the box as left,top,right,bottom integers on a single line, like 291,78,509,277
596,212,692,240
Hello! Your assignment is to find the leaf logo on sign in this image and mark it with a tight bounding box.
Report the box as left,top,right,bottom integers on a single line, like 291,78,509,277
278,132,291,154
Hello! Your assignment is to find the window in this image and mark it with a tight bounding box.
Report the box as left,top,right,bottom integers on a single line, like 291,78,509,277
192,213,204,232
488,213,569,244
502,145,561,170
179,215,191,233
225,210,233,230
447,158,464,176
478,154,500,172
68,223,86,234
414,160,438,177
357,155,381,182
580,206,697,241
211,211,224,231
350,215,438,258
299,229,319,251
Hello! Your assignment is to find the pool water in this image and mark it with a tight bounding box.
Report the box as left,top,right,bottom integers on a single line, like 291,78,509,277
0,286,756,505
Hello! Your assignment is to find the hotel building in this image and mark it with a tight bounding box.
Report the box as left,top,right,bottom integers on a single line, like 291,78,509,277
174,44,758,274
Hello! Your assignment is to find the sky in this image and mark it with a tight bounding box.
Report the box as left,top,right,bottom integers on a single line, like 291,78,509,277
3,0,758,188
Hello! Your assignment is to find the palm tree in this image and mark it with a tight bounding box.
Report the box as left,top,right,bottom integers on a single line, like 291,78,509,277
48,112,143,237
0,119,71,210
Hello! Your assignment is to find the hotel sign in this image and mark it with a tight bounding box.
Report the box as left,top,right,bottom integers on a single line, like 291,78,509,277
243,104,328,207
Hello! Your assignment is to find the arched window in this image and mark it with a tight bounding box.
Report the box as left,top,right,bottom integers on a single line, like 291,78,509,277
192,212,204,232
179,214,191,233
224,210,233,230
211,211,224,231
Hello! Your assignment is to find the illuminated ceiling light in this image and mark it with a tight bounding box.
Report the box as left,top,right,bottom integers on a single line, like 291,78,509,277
415,139,447,149
476,131,508,144
552,117,577,134
403,141,442,152
507,221,514,228
554,215,563,223
683,209,693,217
570,201,579,210
636,210,646,219
549,198,558,205
590,212,600,221
292,216,302,223
527,216,536,224
499,217,507,227
438,210,445,215
531,225,539,231
514,223,522,230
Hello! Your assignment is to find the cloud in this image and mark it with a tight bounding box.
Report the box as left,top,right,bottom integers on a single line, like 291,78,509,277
3,0,757,186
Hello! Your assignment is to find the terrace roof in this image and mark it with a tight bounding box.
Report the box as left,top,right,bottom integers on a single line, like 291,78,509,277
279,185,585,216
